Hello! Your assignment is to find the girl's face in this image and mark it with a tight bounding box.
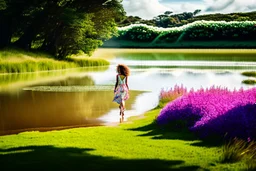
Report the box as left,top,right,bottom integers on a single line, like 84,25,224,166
117,67,120,74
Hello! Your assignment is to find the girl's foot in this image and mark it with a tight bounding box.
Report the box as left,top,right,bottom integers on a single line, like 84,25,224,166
119,104,125,116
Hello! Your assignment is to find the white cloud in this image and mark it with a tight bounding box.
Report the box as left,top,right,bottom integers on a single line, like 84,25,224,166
122,0,170,19
203,0,256,13
122,0,256,19
205,0,235,12
164,2,205,14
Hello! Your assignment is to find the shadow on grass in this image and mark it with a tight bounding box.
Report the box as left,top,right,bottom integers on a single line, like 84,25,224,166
128,120,198,141
0,145,203,171
128,121,223,147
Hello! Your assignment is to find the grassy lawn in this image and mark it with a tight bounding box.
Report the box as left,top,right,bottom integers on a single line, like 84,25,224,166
0,107,247,170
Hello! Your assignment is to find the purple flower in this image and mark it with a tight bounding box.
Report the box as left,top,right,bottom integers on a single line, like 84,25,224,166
157,86,256,140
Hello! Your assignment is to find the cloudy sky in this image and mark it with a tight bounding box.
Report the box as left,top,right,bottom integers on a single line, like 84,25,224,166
122,0,256,19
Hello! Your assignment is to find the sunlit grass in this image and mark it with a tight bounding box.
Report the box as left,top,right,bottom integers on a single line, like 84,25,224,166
0,60,77,73
66,56,110,67
0,107,248,170
0,48,54,60
0,48,109,73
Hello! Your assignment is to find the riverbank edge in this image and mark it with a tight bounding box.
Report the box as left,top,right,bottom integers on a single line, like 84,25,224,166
102,40,256,49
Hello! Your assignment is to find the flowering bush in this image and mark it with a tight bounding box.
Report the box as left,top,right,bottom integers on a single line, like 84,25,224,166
157,86,256,141
116,21,256,42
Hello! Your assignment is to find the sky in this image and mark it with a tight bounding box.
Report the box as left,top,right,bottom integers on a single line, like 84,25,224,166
122,0,256,19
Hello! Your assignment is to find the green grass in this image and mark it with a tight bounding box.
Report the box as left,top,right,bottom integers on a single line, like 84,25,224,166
0,48,109,73
241,71,256,77
242,79,256,85
0,108,248,170
241,71,256,85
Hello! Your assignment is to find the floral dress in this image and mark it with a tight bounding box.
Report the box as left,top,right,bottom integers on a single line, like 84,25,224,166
113,75,129,104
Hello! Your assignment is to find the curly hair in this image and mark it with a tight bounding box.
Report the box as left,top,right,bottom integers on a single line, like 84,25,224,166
117,64,130,76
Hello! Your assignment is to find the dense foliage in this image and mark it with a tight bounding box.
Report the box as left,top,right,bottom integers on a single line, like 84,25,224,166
157,86,256,141
115,21,256,43
0,0,125,59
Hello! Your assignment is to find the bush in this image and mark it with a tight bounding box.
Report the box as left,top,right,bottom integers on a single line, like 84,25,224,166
118,25,160,42
157,86,256,141
115,21,256,42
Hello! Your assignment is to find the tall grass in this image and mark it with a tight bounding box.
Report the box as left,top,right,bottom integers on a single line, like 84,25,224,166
221,138,256,170
66,57,110,67
0,48,109,73
0,48,54,59
158,84,187,107
0,60,77,73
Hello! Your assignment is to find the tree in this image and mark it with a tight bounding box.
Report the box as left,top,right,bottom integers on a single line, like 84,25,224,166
0,0,6,10
164,11,173,16
193,9,201,16
0,0,125,59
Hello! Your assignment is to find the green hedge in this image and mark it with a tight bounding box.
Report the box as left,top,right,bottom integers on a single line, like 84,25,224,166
115,21,256,43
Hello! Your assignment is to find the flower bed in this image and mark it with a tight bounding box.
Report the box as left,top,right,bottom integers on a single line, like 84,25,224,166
157,86,256,140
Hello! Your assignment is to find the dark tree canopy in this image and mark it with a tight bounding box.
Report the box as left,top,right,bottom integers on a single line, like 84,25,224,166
0,0,125,59
0,0,6,10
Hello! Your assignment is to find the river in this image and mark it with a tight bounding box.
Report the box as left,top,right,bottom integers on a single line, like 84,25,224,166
0,48,255,135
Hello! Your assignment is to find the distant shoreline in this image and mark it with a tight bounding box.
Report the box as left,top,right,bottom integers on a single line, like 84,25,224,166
93,47,256,55
102,40,256,49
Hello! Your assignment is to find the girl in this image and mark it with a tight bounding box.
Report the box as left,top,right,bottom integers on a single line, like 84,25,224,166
113,64,130,117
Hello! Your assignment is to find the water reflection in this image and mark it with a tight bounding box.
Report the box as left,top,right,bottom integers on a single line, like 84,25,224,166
0,89,143,135
117,52,256,61
0,66,108,92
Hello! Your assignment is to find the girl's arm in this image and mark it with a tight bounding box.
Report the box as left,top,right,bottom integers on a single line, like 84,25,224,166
126,76,129,90
114,75,118,92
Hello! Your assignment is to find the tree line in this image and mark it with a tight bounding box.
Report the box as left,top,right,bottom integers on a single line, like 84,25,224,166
0,0,125,59
119,10,256,28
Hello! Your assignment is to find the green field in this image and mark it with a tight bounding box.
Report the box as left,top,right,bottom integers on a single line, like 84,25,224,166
0,107,248,170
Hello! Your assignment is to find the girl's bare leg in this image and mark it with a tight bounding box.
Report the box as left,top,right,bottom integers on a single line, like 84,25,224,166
123,101,125,112
119,104,122,116
120,100,125,116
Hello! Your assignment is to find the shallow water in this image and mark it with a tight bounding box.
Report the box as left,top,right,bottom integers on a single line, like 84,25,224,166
1,48,256,135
